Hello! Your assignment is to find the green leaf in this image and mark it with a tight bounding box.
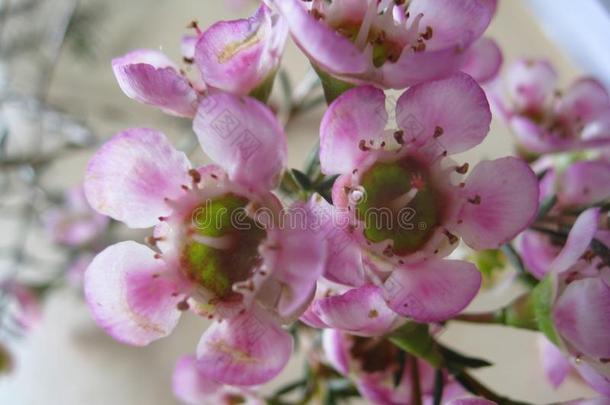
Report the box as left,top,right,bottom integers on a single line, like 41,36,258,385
312,64,355,104
439,345,493,370
291,169,312,190
494,293,538,331
249,70,277,103
433,369,444,405
388,322,443,367
532,275,561,345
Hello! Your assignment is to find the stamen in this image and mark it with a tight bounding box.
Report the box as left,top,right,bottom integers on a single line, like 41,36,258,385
355,0,378,50
455,163,469,174
187,20,202,35
468,195,482,205
389,188,419,210
191,234,234,250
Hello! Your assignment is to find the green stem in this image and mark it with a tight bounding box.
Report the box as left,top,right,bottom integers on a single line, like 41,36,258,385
410,357,423,405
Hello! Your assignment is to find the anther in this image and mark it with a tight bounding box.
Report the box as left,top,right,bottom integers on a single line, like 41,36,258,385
359,139,371,151
183,57,194,64
154,253,162,259
421,26,433,40
188,169,202,184
443,230,458,244
455,163,469,174
177,300,190,311
468,195,482,205
394,130,405,145
434,126,444,138
187,20,202,35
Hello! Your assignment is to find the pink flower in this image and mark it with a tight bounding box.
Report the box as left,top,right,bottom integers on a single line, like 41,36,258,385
270,0,497,89
518,157,610,279
112,4,287,116
172,355,263,405
535,208,610,397
322,329,467,405
83,92,326,386
42,185,109,248
491,59,610,154
307,74,538,325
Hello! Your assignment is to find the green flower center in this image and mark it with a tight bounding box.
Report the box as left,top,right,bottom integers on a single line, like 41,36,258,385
355,159,442,256
181,194,266,299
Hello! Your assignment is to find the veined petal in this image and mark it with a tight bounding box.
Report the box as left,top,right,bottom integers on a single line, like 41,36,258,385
320,85,387,175
538,336,571,388
460,37,503,84
559,161,610,207
556,78,610,123
321,329,350,376
84,128,191,228
518,231,559,280
196,306,293,386
172,356,222,405
383,259,481,322
270,0,369,77
554,277,610,359
453,157,539,250
306,195,366,287
84,241,183,346
549,208,600,274
193,92,286,192
574,362,610,397
112,49,198,117
408,0,496,51
195,5,287,95
313,285,397,337
395,73,491,155
267,203,327,318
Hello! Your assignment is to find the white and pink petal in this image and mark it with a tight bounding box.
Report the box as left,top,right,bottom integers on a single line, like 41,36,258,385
196,306,293,386
193,92,286,193
84,241,184,346
85,128,192,228
112,49,198,117
452,157,539,250
395,73,491,156
320,85,387,175
383,259,482,323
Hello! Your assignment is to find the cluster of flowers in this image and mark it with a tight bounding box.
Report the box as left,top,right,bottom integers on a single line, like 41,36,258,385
71,0,610,403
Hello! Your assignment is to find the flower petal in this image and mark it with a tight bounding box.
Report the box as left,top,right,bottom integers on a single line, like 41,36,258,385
320,85,387,175
112,49,198,117
408,0,496,51
574,362,610,397
321,329,350,376
267,203,327,318
553,277,610,359
85,128,191,228
550,208,600,274
193,92,286,192
307,195,366,287
84,241,183,346
559,161,610,207
172,355,222,405
314,285,397,337
446,399,498,405
195,5,287,95
270,0,369,77
538,336,571,388
518,231,559,280
383,259,481,322
460,37,503,84
196,306,293,386
505,59,557,112
395,73,491,155
453,157,538,250
556,78,610,123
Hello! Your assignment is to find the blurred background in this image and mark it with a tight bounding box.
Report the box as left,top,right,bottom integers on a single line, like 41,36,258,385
0,0,606,403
